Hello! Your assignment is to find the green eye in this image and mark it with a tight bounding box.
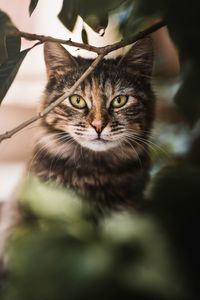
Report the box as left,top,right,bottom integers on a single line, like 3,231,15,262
69,95,87,109
111,95,128,109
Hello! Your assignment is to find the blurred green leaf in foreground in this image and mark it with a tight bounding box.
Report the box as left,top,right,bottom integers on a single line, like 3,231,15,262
0,176,190,300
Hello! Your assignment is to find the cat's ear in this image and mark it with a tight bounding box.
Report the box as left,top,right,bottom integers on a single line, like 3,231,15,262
44,42,78,76
119,36,154,77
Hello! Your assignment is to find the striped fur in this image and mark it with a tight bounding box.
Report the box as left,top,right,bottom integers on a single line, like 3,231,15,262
30,38,155,211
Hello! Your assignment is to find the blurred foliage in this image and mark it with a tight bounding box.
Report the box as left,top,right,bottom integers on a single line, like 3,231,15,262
0,177,188,300
134,0,200,123
147,161,200,299
0,0,200,299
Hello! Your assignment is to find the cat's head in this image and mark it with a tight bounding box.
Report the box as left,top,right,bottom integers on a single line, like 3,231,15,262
40,38,155,155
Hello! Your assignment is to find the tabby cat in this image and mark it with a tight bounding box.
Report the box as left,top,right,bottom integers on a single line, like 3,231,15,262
30,37,155,212
0,36,155,269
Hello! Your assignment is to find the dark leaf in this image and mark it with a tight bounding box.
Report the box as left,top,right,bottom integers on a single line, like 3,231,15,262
117,1,144,37
79,0,126,33
81,28,88,44
78,0,124,33
0,10,21,63
78,0,125,15
0,10,11,64
29,0,40,16
0,48,30,104
0,9,10,26
78,0,108,34
58,0,78,32
58,0,125,33
0,29,7,64
6,35,21,59
174,62,200,124
83,14,108,34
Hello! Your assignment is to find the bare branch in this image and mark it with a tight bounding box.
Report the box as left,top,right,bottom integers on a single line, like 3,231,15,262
18,31,100,53
99,20,167,55
0,20,166,143
17,20,166,54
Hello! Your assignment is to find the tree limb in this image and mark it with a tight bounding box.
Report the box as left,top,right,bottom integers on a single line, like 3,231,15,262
18,31,100,53
0,20,166,143
18,20,166,54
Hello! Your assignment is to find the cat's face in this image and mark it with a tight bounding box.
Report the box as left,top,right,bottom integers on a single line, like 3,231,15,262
40,39,154,155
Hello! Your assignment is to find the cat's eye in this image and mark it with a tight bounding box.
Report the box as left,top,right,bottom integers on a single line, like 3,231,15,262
110,95,128,109
69,95,87,109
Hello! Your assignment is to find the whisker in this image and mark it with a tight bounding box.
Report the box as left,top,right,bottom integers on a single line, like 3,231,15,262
125,139,142,168
127,136,151,159
28,137,58,179
28,132,74,178
125,130,171,159
48,137,75,175
72,143,79,165
135,137,170,158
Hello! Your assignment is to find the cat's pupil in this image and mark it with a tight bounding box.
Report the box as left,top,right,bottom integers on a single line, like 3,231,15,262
76,96,80,104
117,97,121,103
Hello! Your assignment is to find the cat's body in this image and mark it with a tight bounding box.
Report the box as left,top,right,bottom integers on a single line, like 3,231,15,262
30,37,155,211
31,139,150,210
0,36,155,266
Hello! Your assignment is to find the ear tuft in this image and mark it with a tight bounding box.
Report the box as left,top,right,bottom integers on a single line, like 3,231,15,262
119,36,154,77
44,42,78,76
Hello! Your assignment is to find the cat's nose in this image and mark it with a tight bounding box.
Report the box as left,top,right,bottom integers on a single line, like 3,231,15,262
91,120,104,134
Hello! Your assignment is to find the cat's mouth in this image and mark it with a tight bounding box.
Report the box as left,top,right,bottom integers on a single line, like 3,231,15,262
92,137,108,143
69,131,120,151
73,135,119,152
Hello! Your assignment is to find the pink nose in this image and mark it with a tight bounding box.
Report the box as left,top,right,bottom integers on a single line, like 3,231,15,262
91,120,103,133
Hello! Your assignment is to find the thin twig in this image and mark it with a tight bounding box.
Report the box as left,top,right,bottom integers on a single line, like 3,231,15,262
18,31,100,53
99,20,167,55
17,20,166,55
0,20,166,143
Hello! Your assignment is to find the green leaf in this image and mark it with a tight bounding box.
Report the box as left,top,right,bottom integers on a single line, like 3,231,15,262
78,0,125,34
6,35,21,58
58,0,78,32
29,0,40,16
58,0,125,33
83,14,108,34
81,28,88,44
0,48,30,104
0,29,7,64
78,0,108,33
0,10,12,63
0,10,10,26
0,10,21,63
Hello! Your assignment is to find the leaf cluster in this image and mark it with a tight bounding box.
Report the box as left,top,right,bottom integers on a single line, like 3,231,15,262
0,177,188,300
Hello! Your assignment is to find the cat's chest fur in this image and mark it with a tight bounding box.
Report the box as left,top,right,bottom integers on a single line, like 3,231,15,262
31,147,149,209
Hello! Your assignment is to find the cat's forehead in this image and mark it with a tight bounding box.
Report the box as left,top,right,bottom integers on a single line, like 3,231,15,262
74,72,135,102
